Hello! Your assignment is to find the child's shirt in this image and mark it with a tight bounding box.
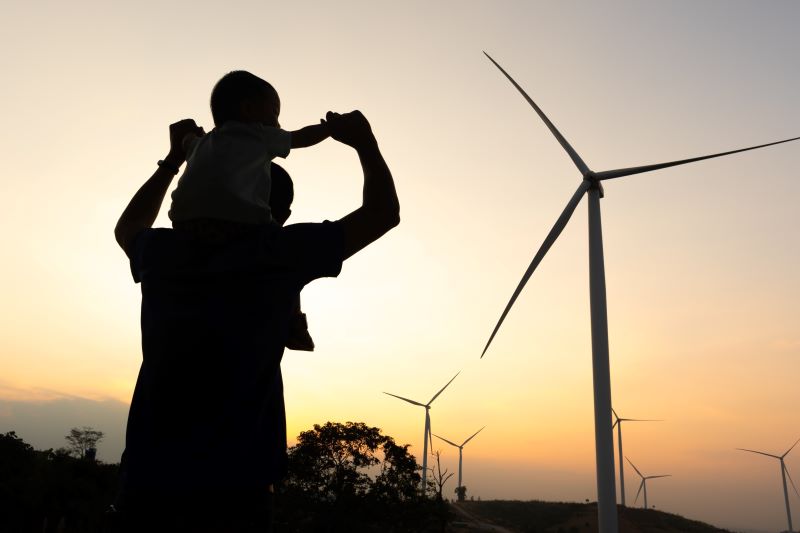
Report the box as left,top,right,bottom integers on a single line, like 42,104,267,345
169,121,291,226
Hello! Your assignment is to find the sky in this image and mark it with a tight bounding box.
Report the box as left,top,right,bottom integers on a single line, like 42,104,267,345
1,1,799,531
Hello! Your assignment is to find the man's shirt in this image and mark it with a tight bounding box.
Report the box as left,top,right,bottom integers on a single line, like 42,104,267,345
124,221,343,491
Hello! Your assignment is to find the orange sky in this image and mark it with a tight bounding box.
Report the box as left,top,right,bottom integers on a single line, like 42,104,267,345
1,2,800,531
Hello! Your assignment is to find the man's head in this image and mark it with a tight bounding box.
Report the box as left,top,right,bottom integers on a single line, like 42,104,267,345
210,71,280,127
269,163,294,226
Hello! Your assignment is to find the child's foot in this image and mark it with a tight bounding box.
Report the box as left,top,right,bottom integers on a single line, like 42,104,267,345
286,329,315,351
286,313,315,351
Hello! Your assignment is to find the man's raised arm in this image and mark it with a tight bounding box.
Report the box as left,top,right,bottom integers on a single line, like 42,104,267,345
327,111,400,260
114,119,203,257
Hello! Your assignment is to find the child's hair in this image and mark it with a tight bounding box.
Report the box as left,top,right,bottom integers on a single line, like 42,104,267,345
210,71,277,127
269,163,294,226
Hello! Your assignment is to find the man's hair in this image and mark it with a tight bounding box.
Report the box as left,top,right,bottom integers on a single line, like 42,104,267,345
269,163,294,222
210,71,276,126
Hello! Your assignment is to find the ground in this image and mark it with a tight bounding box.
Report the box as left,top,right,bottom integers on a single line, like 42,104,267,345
446,500,735,533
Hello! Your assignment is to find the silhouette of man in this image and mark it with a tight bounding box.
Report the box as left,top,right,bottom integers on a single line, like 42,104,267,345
113,111,399,532
269,163,316,351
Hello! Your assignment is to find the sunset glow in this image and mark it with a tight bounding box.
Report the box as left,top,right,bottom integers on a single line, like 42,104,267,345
2,2,800,531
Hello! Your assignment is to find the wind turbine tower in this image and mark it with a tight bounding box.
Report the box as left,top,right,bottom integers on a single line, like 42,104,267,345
434,426,485,500
738,438,800,533
626,457,671,510
384,372,460,491
480,51,800,533
613,408,660,507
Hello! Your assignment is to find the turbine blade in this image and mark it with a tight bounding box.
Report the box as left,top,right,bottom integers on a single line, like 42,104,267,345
483,51,589,176
433,434,460,448
595,135,800,181
782,437,800,458
785,465,800,500
481,180,591,357
611,408,619,420
383,392,425,407
737,447,781,460
623,419,663,423
626,456,644,478
428,371,460,405
462,426,486,446
647,475,672,480
612,419,619,429
634,480,644,505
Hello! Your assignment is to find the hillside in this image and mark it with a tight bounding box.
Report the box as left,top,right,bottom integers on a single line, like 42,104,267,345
448,500,735,533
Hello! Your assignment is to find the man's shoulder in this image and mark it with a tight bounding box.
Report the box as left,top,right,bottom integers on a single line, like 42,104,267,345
131,222,344,284
136,221,342,246
274,220,343,247
272,221,345,282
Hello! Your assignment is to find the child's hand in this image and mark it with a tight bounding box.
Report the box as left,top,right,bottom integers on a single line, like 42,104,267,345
168,119,205,160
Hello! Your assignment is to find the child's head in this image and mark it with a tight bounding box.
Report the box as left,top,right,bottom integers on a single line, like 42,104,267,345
210,70,280,128
269,163,294,226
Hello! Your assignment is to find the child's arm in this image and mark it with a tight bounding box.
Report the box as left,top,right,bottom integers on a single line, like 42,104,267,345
290,121,329,149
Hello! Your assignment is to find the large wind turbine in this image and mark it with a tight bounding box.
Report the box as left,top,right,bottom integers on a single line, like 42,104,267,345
480,51,800,533
384,372,460,491
434,426,485,499
612,408,660,507
626,457,670,510
737,438,800,532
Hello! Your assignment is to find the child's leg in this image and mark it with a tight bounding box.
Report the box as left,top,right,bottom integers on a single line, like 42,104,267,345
285,295,314,351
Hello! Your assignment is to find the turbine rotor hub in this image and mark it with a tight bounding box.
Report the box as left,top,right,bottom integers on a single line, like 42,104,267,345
583,171,605,198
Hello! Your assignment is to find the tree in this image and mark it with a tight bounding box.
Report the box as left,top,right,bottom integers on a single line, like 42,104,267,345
428,450,453,502
279,422,446,530
64,426,104,459
373,437,422,503
285,421,424,503
286,421,386,501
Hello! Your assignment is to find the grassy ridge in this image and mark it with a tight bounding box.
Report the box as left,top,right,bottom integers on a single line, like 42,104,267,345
451,500,735,533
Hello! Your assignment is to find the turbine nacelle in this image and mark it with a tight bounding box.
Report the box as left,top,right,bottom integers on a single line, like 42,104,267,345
584,173,604,197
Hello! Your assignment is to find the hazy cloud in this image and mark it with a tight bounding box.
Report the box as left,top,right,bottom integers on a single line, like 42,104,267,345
0,392,128,463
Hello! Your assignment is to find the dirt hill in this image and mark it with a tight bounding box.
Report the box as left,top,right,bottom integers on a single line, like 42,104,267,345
448,500,736,533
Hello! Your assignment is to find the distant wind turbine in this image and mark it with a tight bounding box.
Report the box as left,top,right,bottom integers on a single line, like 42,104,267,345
480,50,800,533
626,457,670,510
612,408,661,507
737,438,800,533
434,426,485,498
384,372,460,491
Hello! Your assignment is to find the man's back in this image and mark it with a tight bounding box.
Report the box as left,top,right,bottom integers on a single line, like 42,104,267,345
124,223,343,492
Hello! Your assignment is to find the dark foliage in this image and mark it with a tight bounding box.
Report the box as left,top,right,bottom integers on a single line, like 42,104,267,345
276,421,447,532
0,424,449,532
0,431,118,533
